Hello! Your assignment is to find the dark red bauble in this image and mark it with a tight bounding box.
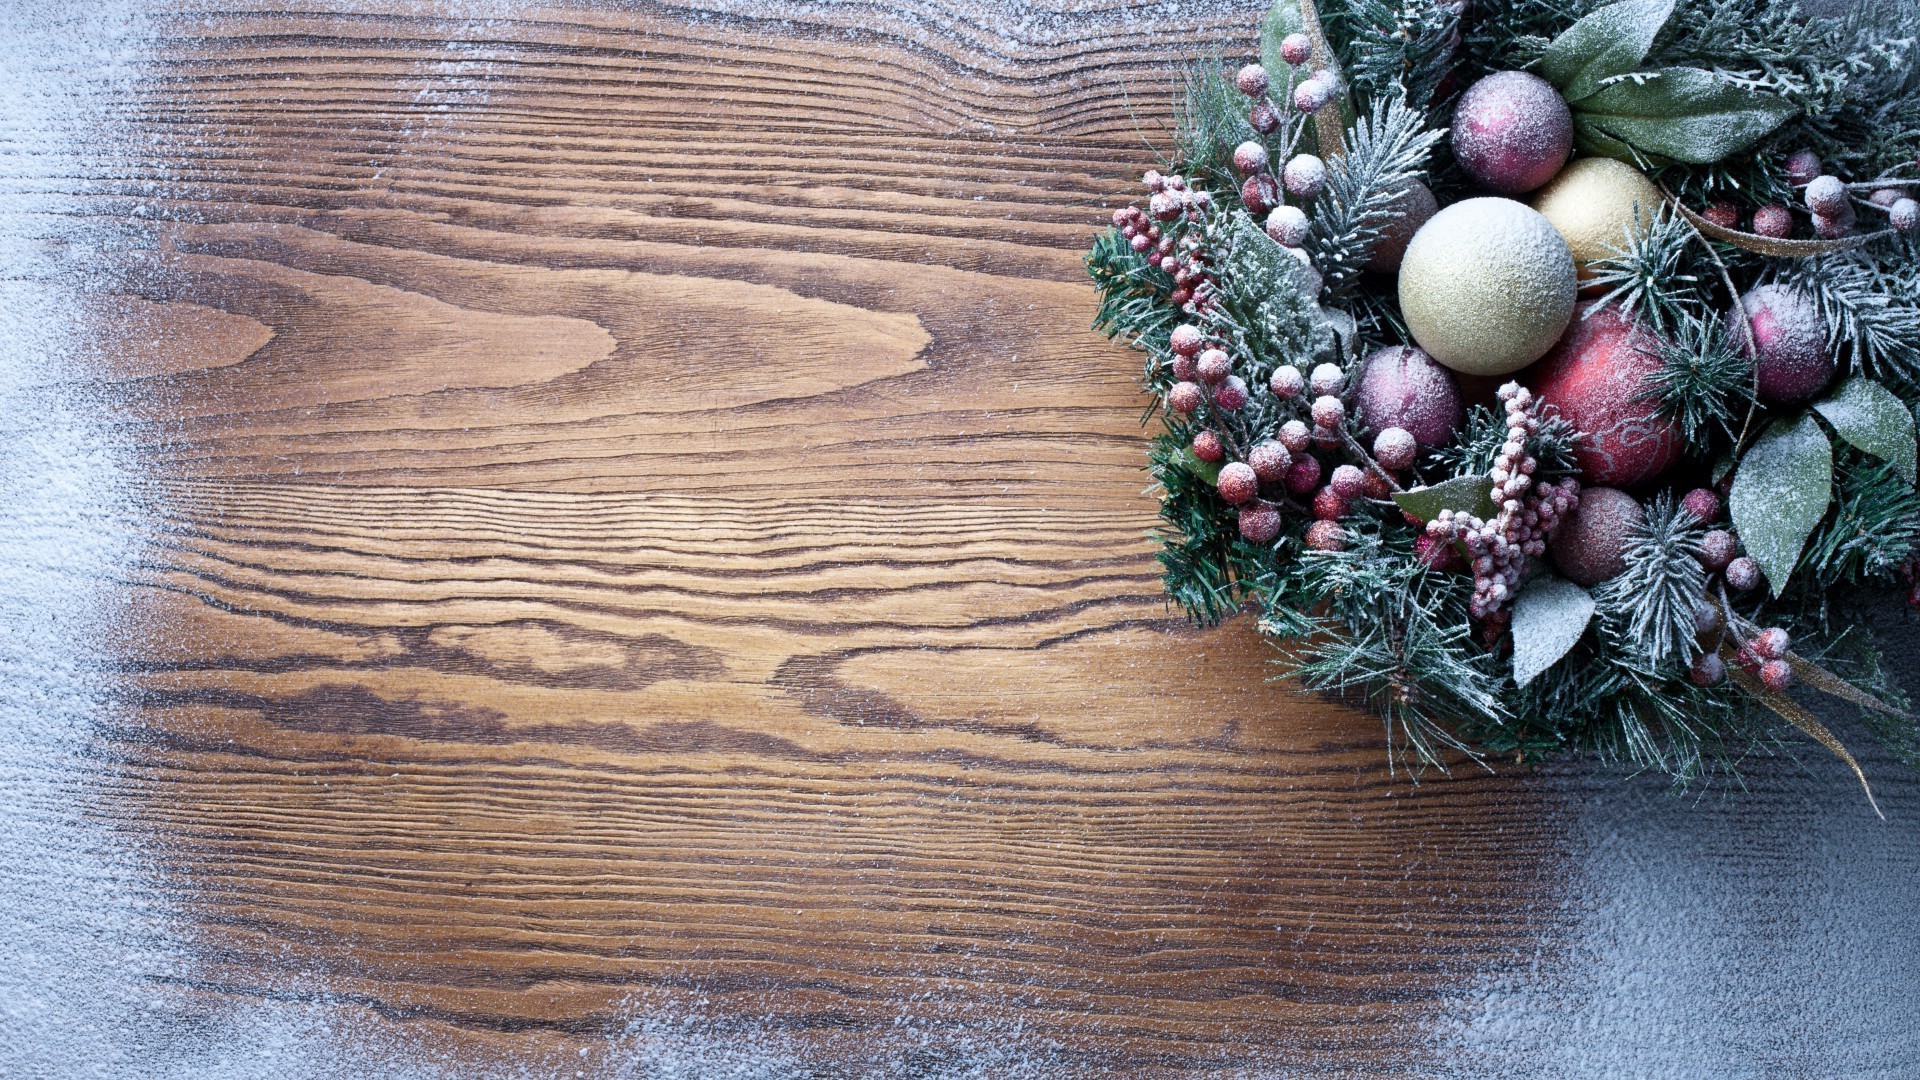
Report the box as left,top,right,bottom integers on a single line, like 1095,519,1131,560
1734,284,1835,404
1353,345,1464,446
1552,486,1645,587
1526,305,1681,487
1451,71,1573,195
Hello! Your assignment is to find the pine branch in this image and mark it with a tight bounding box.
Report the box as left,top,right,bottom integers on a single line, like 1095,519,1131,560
1327,0,1466,119
1797,455,1920,587
1303,98,1445,299
1086,226,1179,353
1777,250,1920,393
1594,493,1709,673
1640,311,1753,445
1587,212,1711,339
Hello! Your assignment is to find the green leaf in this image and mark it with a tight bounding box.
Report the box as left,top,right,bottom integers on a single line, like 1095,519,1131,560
1540,0,1676,102
1510,576,1596,688
1813,378,1918,485
1178,446,1223,486
1572,116,1672,168
1576,68,1798,164
1729,413,1834,596
1393,475,1498,524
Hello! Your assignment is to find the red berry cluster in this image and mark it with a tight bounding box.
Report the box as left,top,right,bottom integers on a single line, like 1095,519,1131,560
1677,487,1791,691
1695,148,1920,240
1425,383,1582,625
1115,171,1219,311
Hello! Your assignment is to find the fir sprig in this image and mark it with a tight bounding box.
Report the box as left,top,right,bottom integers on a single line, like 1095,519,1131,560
1587,211,1710,338
1594,493,1709,673
1303,99,1445,299
1641,312,1753,444
1776,250,1920,392
1328,0,1467,120
1798,456,1920,587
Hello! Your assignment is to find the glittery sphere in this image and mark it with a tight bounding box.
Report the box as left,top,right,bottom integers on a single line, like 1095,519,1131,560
1233,140,1269,174
1552,486,1644,587
1293,78,1333,114
1309,363,1345,396
1759,659,1794,692
1217,462,1259,504
1239,501,1283,542
1698,529,1736,571
1690,652,1727,687
1235,63,1269,97
1279,33,1311,65
1372,426,1418,471
1266,205,1310,247
1312,486,1349,520
1196,349,1232,384
1285,455,1322,495
1214,375,1250,411
1451,71,1573,195
1278,419,1312,453
1526,305,1681,486
1892,198,1920,234
1169,324,1204,357
1311,394,1346,429
1702,202,1741,230
1168,382,1204,414
1352,344,1464,445
1734,284,1835,404
1330,464,1367,499
1726,556,1761,592
1270,365,1305,400
1680,488,1721,522
1283,154,1327,200
1399,198,1578,376
1192,429,1225,462
1363,180,1438,273
1304,520,1347,551
1248,441,1293,482
1784,149,1822,186
1751,205,1795,238
1531,157,1664,279
1805,175,1848,215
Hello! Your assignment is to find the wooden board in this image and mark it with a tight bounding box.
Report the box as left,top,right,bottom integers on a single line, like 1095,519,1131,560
21,1,1911,1073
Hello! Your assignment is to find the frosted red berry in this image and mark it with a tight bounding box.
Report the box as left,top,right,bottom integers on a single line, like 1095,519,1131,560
1248,441,1293,482
1197,349,1232,384
1278,419,1313,454
1266,205,1309,247
1242,174,1280,215
1311,395,1346,430
1694,600,1723,637
1214,375,1249,411
1751,205,1794,238
1285,455,1322,495
1309,363,1345,397
1702,202,1741,230
1239,501,1283,543
1168,381,1205,414
1784,149,1821,186
1329,464,1367,500
1249,99,1280,134
1169,324,1204,357
1235,63,1269,97
1373,427,1418,471
1279,33,1311,65
1690,652,1727,687
1752,627,1790,660
1680,488,1721,522
1192,429,1225,463
1270,365,1305,400
1283,154,1327,200
1759,659,1794,692
1304,519,1346,551
1805,175,1848,215
1312,485,1349,520
1217,462,1259,504
1233,140,1269,175
1698,529,1737,571
1726,556,1761,592
1293,78,1333,115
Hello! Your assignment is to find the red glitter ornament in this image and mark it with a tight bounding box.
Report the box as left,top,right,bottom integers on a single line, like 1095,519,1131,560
1734,285,1835,404
1526,305,1681,487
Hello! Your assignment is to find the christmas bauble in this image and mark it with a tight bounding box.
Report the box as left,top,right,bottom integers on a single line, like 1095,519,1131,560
1553,486,1644,587
1398,198,1578,376
1526,305,1680,487
1363,180,1439,273
1733,284,1834,403
1531,157,1665,281
1353,344,1463,446
1452,71,1573,195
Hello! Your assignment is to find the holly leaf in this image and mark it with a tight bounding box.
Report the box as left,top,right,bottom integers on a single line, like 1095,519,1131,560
1392,475,1498,524
1541,0,1676,103
1813,377,1917,485
1576,68,1797,164
1510,576,1596,688
1729,413,1834,596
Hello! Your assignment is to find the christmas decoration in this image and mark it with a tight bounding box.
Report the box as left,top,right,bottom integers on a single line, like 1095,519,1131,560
1527,304,1681,487
1088,0,1920,801
1398,197,1579,375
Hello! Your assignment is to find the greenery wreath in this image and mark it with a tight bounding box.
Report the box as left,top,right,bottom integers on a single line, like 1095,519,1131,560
1088,0,1920,804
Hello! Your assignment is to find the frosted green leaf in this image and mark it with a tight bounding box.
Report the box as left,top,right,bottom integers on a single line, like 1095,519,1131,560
1540,0,1675,102
1577,68,1797,164
1511,576,1595,688
1729,414,1833,597
1178,447,1222,486
1393,475,1497,525
1813,378,1917,485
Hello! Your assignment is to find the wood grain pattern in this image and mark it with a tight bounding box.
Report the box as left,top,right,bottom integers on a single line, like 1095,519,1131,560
62,1,1573,1069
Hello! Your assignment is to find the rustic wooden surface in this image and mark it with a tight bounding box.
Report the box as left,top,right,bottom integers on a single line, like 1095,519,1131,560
52,0,1596,1071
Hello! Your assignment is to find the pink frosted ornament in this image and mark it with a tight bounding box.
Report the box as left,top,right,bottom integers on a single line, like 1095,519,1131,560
1352,345,1463,446
1733,284,1834,403
1451,71,1572,195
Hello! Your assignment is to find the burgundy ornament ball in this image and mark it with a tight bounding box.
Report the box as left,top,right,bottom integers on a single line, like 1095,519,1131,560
1733,284,1834,404
1363,180,1439,273
1451,71,1573,195
1552,486,1645,587
1526,305,1681,487
1352,344,1464,446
